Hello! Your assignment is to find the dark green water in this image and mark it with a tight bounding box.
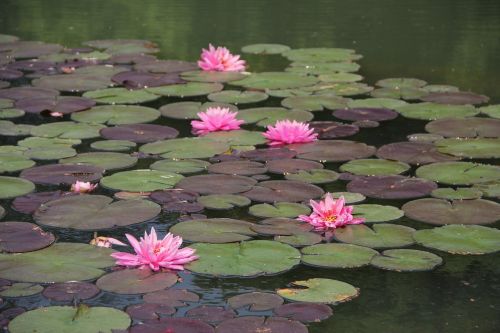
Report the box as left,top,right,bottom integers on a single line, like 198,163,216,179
1,0,499,332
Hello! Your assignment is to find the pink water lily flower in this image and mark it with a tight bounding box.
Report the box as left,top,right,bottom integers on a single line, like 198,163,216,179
262,120,318,146
90,235,127,248
298,194,365,231
71,181,98,193
198,44,246,72
111,227,198,271
191,106,244,136
50,111,64,117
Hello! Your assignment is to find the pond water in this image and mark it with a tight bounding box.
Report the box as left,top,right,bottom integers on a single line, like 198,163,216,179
0,0,499,332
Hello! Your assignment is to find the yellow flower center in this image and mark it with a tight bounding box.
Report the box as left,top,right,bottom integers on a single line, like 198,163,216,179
324,214,337,223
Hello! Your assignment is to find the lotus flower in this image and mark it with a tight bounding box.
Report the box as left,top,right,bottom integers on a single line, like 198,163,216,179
198,44,246,72
71,181,97,193
50,111,64,117
191,107,244,136
262,120,318,146
90,234,127,248
111,227,198,271
298,194,365,231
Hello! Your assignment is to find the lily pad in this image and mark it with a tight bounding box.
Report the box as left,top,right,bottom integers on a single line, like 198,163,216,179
72,105,160,125
249,202,311,218
376,77,427,89
347,175,437,199
402,198,500,225
101,169,183,192
241,147,297,161
96,269,178,294
242,43,291,54
251,218,312,236
0,86,59,101
275,232,323,247
177,174,256,195
318,72,363,83
228,292,284,311
287,62,361,75
376,141,460,165
281,95,348,111
216,316,307,333
100,124,178,143
134,59,197,73
407,133,444,143
151,158,210,174
31,121,104,139
0,222,55,252
415,161,500,185
181,70,246,83
334,224,416,249
333,107,398,121
208,90,268,104
274,302,333,323
413,225,500,255
4,41,63,59
0,243,114,282
370,249,443,271
186,305,235,324
42,282,100,301
288,140,376,162
34,195,160,230
91,139,136,152
170,218,257,243
60,152,137,171
277,278,359,304
435,138,500,159
11,191,74,214
140,137,228,158
111,70,183,89
285,169,339,184
353,204,404,223
0,108,24,119
20,164,103,185
147,82,223,97
425,117,500,138
330,191,366,204
130,317,214,333
8,306,130,333
283,47,361,62
160,101,237,120
126,303,176,321
431,187,483,200
231,72,319,90
479,104,500,119
143,289,200,307
186,240,301,277
204,129,266,146
307,82,372,96
473,181,500,199
266,159,323,174
347,97,407,109
32,73,115,93
423,84,460,93
0,176,35,199
0,154,35,173
395,102,478,120
242,180,324,203
311,121,359,139
340,159,410,176
0,120,34,136
301,243,378,268
15,96,95,115
421,91,489,105
83,88,159,104
236,107,313,127
0,283,43,297
370,87,428,100
208,160,267,176
197,194,251,210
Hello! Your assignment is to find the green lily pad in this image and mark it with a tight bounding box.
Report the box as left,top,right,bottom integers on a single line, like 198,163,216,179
96,269,178,294
160,101,237,120
0,243,114,282
285,169,339,184
0,205,4,219
151,158,210,174
186,240,301,277
91,140,136,152
282,47,361,62
205,130,266,146
32,73,115,93
425,117,500,138
266,89,312,98
473,181,500,198
0,176,35,199
24,146,77,160
353,204,404,223
318,72,363,83
0,108,24,119
0,99,13,108
140,137,229,159
0,283,43,297
334,224,416,249
177,174,257,195
435,138,500,159
370,249,442,272
301,243,378,268
395,102,478,120
281,95,348,111
370,87,428,100
34,195,160,230
236,107,313,127
431,188,483,200
376,78,427,89
402,198,500,225
251,218,312,236
170,218,257,243
479,104,500,119
287,62,361,75
60,152,138,171
231,72,318,90
197,194,251,210
242,43,291,54
249,202,311,218
0,154,35,173
0,120,34,136
181,70,247,83
100,169,184,192
8,306,130,333
288,140,376,162
413,225,500,255
83,88,159,104
329,192,366,204
416,162,500,185
208,90,268,104
347,98,407,109
71,105,160,125
340,159,410,176
274,232,323,247
30,121,105,139
277,278,359,304
423,84,460,93
147,82,223,97
306,82,372,96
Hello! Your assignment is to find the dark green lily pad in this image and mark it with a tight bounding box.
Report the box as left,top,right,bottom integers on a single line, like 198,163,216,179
3,41,63,59
0,243,114,282
376,78,427,89
479,104,500,119
8,306,130,333
91,140,136,152
281,95,348,111
431,187,483,200
370,249,442,272
35,195,160,230
60,152,137,171
0,34,19,43
334,224,416,249
251,218,312,236
159,101,237,120
231,72,318,90
20,164,103,185
395,102,478,120
283,47,361,62
72,105,160,125
0,120,34,136
0,154,35,173
415,161,500,185
177,174,256,195
197,194,251,210
0,283,43,297
347,97,407,109
31,121,104,139
181,70,246,83
340,159,410,176
371,87,428,100
435,138,500,159
275,232,323,247
287,62,361,75
96,269,178,294
0,205,4,219
285,169,339,184
330,191,366,204
151,158,210,174
421,91,489,105
0,222,55,252
216,316,307,333
147,82,223,97
242,180,323,203
143,289,200,307
83,88,159,104
301,243,378,268
170,218,257,243
473,181,500,199
376,142,460,165
237,107,313,127
208,160,267,176
423,84,460,93
413,225,500,255
277,278,359,304
353,204,404,223
402,198,500,225
100,124,178,143
186,240,301,277
0,108,24,119
425,117,500,138
242,43,291,54
140,137,229,159
32,73,115,93
208,90,268,104
249,202,311,218
19,136,81,148
318,72,363,83
288,140,376,162
306,82,372,96
100,169,183,192
0,176,35,199
42,282,100,301
228,292,284,311
204,129,266,146
266,88,312,98
347,175,437,199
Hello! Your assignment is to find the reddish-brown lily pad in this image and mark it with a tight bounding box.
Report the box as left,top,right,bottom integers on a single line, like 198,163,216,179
274,302,333,323
288,140,376,162
242,180,324,203
20,164,104,185
96,269,178,294
266,159,323,174
126,303,176,321
143,289,200,307
376,142,459,165
240,147,297,161
130,317,214,333
42,282,100,301
0,86,59,101
333,107,398,121
421,91,489,105
216,316,307,333
227,292,284,311
100,124,179,143
0,222,55,253
309,121,359,139
11,191,75,214
186,306,236,324
347,175,437,199
176,174,257,195
15,96,95,115
208,161,267,176
425,117,500,138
